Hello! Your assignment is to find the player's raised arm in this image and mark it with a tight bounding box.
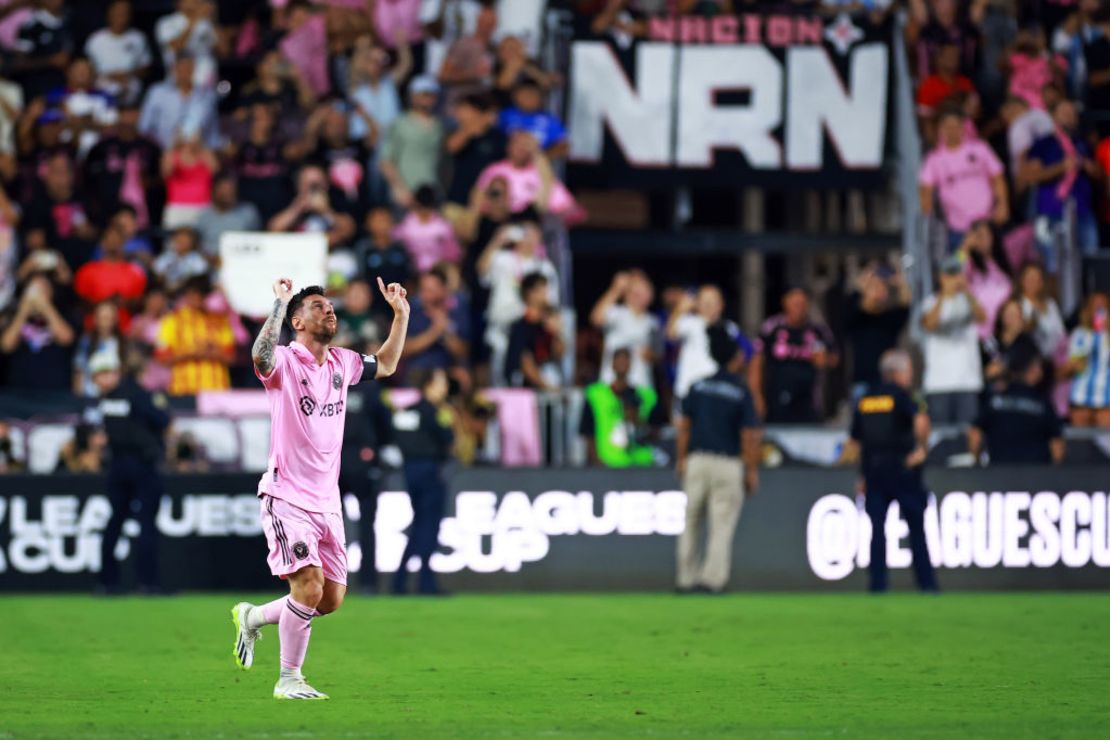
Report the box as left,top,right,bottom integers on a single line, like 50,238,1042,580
374,276,410,378
252,278,294,377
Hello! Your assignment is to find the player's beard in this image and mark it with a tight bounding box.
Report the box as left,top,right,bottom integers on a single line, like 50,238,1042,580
313,319,338,343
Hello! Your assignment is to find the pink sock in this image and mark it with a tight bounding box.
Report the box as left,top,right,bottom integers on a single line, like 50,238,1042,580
278,597,316,671
246,597,286,629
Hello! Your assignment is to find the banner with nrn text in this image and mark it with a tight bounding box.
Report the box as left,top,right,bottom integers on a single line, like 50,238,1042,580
566,12,894,189
1,468,1108,592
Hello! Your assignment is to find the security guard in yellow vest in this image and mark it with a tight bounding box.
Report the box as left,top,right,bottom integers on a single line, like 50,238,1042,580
580,348,662,467
842,349,938,593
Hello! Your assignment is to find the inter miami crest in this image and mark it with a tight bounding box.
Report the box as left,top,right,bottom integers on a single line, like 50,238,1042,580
299,396,317,416
332,371,343,390
292,541,309,560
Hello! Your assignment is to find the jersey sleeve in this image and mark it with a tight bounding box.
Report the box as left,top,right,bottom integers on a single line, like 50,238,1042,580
255,344,291,389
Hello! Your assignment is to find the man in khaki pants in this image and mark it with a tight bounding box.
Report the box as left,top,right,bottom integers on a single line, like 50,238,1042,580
675,325,762,594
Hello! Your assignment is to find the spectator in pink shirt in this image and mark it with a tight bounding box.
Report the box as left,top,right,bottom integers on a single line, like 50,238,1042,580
919,108,1009,250
374,0,423,48
395,185,462,273
959,220,1013,340
473,131,584,222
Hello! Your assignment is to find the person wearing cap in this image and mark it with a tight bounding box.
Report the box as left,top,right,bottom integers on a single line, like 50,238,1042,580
968,342,1065,465
91,350,171,594
674,325,762,594
919,255,985,426
841,350,938,593
379,74,444,208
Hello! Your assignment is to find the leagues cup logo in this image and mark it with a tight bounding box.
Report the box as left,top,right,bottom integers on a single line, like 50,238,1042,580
299,396,317,416
332,372,342,390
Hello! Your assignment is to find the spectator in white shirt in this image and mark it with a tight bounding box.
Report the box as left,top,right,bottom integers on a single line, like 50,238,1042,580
152,227,208,294
84,0,151,106
920,256,986,425
155,0,216,90
1016,261,1067,359
477,217,558,384
0,72,23,157
1000,94,1054,176
666,284,727,400
590,269,660,389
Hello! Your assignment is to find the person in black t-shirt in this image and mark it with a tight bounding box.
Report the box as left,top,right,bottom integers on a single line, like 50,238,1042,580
354,206,413,319
750,288,839,424
83,104,161,226
301,103,375,217
445,92,505,207
1084,8,1110,115
10,0,73,100
844,263,910,398
969,343,1065,465
0,274,75,390
22,151,98,270
231,104,297,221
390,367,454,595
504,272,564,390
235,49,315,120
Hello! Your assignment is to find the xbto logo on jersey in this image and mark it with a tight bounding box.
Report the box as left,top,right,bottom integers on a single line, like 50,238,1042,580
299,396,317,416
299,396,344,418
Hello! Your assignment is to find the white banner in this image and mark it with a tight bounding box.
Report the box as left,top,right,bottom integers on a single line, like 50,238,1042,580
219,232,327,318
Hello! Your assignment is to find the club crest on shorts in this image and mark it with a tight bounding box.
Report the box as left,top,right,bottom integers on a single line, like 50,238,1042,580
332,371,343,390
299,396,317,416
293,541,309,560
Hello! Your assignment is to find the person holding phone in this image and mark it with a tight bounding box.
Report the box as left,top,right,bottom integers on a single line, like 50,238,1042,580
1065,292,1110,427
476,217,557,384
267,164,356,247
919,255,986,426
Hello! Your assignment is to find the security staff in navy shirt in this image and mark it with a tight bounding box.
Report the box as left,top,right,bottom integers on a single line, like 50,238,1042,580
843,350,938,593
340,375,393,593
675,325,762,594
969,343,1065,465
390,367,454,595
91,351,170,593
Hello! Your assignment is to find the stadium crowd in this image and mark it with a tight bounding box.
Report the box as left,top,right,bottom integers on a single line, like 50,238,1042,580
0,0,1108,476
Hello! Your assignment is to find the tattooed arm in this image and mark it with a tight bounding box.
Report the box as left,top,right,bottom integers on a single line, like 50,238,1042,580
253,278,293,377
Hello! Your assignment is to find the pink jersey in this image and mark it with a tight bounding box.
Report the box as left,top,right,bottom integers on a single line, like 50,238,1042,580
256,342,375,514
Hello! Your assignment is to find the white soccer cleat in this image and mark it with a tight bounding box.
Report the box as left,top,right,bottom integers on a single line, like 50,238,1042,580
231,602,262,670
273,675,329,700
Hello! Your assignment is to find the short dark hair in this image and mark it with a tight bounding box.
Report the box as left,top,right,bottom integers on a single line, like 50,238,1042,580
180,274,211,298
459,92,495,112
413,184,438,209
707,324,739,367
286,285,326,330
520,272,548,300
936,105,965,125
173,226,199,249
514,78,543,94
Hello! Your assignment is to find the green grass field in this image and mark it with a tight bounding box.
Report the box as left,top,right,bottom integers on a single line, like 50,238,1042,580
2,593,1108,738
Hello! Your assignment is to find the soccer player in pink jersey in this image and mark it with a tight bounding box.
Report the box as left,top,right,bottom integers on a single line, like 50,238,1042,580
230,275,409,700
